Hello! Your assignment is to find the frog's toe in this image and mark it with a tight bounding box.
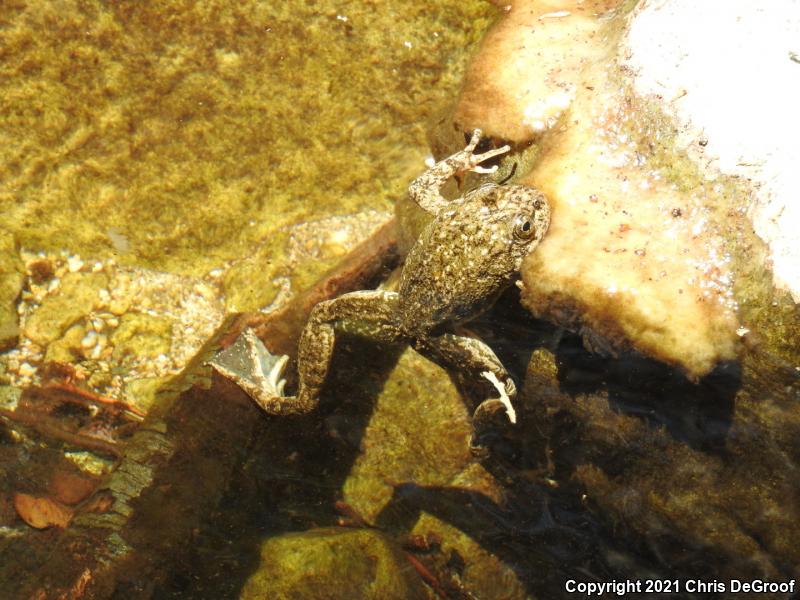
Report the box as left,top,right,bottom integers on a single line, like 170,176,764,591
209,328,290,411
465,128,483,151
480,371,517,423
469,144,511,174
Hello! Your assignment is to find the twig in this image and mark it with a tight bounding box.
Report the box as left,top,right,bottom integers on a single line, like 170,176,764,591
0,408,121,458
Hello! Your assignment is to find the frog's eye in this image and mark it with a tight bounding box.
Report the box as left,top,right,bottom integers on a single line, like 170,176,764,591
513,214,535,240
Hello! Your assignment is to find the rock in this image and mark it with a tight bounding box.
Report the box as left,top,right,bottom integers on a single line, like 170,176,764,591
13,493,74,529
43,323,87,363
455,0,623,142
448,0,747,377
410,463,529,600
343,348,472,521
240,528,430,600
24,272,108,346
621,0,800,302
517,75,740,378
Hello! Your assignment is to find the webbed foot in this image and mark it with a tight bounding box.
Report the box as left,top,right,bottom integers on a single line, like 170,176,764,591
469,372,517,457
478,370,516,423
210,328,297,414
463,129,511,174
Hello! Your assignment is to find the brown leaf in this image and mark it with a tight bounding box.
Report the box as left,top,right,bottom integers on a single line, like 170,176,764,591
49,469,98,506
13,493,74,529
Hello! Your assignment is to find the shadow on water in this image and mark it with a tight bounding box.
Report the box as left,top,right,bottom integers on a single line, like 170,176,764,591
555,332,740,456
157,335,405,598
158,285,748,599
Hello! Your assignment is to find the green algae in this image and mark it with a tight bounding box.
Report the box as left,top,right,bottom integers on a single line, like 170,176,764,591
43,322,86,363
0,0,494,280
110,313,172,360
0,232,23,351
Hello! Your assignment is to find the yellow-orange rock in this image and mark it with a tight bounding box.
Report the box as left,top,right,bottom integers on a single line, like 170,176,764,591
455,0,624,143
453,0,739,377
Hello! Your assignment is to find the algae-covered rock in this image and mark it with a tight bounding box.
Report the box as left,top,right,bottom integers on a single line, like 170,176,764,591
43,323,87,363
240,527,430,600
622,0,800,303
222,232,290,314
0,0,494,282
0,231,23,351
23,272,108,346
110,313,172,361
514,323,800,586
343,348,472,521
410,463,529,600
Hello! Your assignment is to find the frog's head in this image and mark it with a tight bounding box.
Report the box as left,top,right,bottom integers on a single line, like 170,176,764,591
464,182,551,271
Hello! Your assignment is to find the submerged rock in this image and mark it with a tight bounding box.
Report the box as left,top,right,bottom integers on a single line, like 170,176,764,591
240,528,430,600
343,348,472,521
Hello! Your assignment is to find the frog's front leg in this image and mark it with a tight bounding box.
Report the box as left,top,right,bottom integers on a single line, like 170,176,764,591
408,129,511,215
414,332,518,427
211,290,401,415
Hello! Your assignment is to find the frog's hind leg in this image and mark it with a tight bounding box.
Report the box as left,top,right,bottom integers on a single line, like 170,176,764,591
414,332,517,453
212,290,401,416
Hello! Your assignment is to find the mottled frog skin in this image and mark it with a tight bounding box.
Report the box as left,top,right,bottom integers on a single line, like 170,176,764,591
212,130,550,431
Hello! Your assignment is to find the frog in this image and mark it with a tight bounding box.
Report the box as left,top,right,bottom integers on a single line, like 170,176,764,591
211,130,550,440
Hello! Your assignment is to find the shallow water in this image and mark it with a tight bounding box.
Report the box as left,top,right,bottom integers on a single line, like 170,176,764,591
1,1,799,599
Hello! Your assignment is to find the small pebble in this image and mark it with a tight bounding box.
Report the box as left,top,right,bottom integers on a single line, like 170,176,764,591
18,362,37,377
67,256,84,273
81,331,99,349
